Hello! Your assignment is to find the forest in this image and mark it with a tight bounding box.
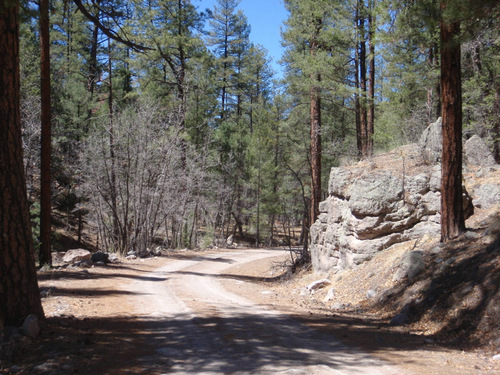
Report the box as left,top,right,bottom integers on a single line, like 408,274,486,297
0,0,499,324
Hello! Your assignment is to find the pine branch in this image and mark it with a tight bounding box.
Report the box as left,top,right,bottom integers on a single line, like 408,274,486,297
73,0,152,52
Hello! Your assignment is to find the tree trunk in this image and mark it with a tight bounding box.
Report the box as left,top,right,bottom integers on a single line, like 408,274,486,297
440,7,465,242
354,6,362,158
39,0,52,266
427,47,435,123
310,78,321,225
0,0,44,325
435,44,442,119
88,0,100,98
493,87,500,162
310,16,322,228
256,167,261,247
358,0,368,158
107,36,121,252
367,1,375,157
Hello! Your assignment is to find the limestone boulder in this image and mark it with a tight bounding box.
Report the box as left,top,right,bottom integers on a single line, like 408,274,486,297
472,183,500,210
63,249,91,264
348,171,403,217
419,117,442,163
465,135,496,167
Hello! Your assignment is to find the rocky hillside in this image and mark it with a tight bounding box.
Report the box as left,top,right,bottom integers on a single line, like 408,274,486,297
309,118,500,351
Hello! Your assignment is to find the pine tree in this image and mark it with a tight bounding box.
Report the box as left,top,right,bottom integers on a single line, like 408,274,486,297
439,0,498,241
1,0,44,326
440,0,465,241
461,6,499,161
376,0,441,146
206,0,248,119
282,0,350,227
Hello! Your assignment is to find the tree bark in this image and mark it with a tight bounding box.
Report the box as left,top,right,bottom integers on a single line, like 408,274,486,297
310,78,321,225
493,86,500,162
107,36,120,252
354,5,362,158
88,0,100,98
0,0,44,325
39,0,52,266
310,16,322,227
440,6,465,241
357,0,368,158
367,0,375,157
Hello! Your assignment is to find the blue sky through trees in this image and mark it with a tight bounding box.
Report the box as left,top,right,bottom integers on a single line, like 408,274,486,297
196,0,287,78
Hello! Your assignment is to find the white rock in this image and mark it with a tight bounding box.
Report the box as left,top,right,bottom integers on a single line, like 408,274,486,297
306,279,331,293
366,289,377,299
34,363,57,372
323,287,335,302
331,302,344,310
62,249,91,264
492,354,500,361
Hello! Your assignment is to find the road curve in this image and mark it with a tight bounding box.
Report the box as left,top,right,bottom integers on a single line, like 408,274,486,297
126,248,403,375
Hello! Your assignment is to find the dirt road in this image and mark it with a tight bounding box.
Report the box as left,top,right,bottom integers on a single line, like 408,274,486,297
123,248,401,374
26,248,497,374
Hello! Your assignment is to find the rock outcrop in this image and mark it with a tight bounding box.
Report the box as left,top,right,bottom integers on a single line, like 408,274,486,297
310,119,498,274
464,135,497,167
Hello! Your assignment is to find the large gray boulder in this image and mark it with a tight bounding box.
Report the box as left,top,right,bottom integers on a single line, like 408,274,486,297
472,183,500,210
419,117,442,163
464,135,496,167
348,171,403,217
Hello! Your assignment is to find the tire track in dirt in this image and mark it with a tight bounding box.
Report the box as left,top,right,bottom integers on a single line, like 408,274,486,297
125,249,404,374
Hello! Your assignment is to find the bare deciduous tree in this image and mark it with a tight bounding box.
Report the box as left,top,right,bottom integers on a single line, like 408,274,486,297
21,95,41,203
85,101,222,253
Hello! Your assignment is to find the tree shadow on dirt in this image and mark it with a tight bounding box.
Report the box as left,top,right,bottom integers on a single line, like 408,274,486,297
39,287,151,298
164,253,237,264
376,231,500,349
37,265,169,283
174,270,288,283
4,311,434,375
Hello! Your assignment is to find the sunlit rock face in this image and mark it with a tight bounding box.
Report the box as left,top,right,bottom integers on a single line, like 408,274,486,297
310,119,497,275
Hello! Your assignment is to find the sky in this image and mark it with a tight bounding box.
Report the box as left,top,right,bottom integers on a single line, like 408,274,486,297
195,0,288,78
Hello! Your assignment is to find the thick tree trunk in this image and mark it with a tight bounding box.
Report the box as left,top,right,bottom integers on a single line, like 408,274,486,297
440,10,465,242
39,0,52,266
0,0,44,325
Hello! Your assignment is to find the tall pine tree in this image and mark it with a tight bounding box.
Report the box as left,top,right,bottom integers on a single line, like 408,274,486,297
1,0,44,326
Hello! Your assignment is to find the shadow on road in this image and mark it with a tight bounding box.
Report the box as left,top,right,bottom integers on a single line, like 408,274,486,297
7,309,441,374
